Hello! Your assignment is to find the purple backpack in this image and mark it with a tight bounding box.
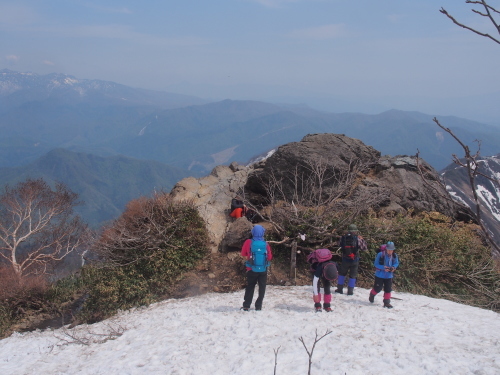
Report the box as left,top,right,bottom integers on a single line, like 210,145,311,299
307,248,332,265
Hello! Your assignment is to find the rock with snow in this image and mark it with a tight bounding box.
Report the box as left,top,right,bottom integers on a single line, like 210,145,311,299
441,154,500,249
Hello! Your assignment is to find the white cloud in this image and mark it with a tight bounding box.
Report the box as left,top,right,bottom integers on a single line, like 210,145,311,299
288,23,347,40
6,55,20,62
42,60,55,66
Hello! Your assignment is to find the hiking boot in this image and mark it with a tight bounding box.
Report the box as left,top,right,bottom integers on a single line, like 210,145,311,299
334,287,343,294
347,287,354,296
383,299,393,309
255,307,262,311
315,306,323,312
369,293,375,303
323,307,332,312
241,307,249,311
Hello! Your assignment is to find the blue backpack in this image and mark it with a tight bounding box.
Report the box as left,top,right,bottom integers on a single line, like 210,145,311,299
246,240,269,272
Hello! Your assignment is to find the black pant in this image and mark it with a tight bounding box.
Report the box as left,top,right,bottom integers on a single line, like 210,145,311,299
373,277,393,294
338,261,359,279
243,270,267,309
312,275,332,295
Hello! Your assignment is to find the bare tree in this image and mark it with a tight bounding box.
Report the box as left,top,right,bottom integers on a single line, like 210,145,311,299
429,119,500,254
244,157,388,251
298,329,333,375
435,1,500,254
0,178,88,278
440,1,500,45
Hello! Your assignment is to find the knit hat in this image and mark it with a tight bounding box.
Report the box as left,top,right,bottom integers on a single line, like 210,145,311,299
348,224,358,232
323,262,338,281
386,241,396,251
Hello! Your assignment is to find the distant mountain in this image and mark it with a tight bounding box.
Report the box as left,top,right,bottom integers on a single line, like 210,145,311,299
112,100,500,173
2,69,500,176
0,69,208,167
0,149,192,227
441,155,500,248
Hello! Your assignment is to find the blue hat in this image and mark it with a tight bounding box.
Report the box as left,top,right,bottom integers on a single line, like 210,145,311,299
251,225,265,241
386,241,396,251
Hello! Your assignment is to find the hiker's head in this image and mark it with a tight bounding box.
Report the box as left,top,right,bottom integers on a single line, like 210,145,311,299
251,225,265,240
386,241,396,252
347,224,358,233
323,262,338,281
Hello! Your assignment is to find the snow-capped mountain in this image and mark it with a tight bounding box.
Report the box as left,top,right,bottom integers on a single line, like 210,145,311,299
442,154,500,249
0,69,207,109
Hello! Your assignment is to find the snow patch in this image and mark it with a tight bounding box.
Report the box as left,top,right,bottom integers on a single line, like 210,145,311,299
0,286,498,375
477,184,500,221
446,185,469,207
248,149,276,165
64,77,78,85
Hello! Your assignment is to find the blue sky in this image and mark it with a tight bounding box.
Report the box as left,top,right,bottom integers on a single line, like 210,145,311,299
1,0,500,123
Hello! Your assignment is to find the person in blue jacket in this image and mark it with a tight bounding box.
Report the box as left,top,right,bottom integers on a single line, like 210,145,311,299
368,241,399,308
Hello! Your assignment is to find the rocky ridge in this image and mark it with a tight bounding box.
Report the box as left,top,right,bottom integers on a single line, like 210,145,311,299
171,133,470,255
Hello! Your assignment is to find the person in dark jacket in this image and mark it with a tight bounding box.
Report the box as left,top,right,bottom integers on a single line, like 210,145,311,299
240,225,272,311
230,196,247,219
369,241,399,308
335,224,368,295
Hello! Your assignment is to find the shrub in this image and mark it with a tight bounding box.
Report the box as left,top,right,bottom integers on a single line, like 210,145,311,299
79,193,209,322
0,266,50,337
361,212,500,311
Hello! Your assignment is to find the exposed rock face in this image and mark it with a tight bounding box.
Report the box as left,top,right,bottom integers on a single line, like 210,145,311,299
171,134,471,253
170,162,250,253
368,155,459,216
442,154,500,250
246,134,464,218
221,217,253,251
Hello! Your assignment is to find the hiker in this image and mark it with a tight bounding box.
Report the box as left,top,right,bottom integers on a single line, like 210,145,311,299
335,224,368,295
369,241,399,308
230,196,247,219
308,249,338,312
241,225,272,311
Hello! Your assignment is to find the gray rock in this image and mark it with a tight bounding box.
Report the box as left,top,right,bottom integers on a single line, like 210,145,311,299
221,218,253,252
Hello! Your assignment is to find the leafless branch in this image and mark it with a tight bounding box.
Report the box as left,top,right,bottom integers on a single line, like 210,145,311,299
440,1,500,45
55,321,126,346
431,117,500,254
273,346,281,375
0,178,89,278
298,329,333,375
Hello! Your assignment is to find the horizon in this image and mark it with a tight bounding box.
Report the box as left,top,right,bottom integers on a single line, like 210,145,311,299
2,1,500,124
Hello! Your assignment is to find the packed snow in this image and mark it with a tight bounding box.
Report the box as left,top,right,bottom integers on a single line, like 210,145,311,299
1,286,499,375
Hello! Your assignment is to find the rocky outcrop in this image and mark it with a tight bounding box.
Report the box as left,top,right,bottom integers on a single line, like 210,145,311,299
247,133,466,219
170,162,250,253
171,133,471,253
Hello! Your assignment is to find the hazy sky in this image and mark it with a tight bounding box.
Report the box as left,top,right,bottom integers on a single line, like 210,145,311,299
1,0,500,122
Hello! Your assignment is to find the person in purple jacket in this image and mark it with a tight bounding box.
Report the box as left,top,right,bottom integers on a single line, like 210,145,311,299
368,241,399,308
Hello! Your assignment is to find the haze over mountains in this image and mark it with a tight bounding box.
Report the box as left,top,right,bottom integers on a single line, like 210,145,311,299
1,69,499,227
